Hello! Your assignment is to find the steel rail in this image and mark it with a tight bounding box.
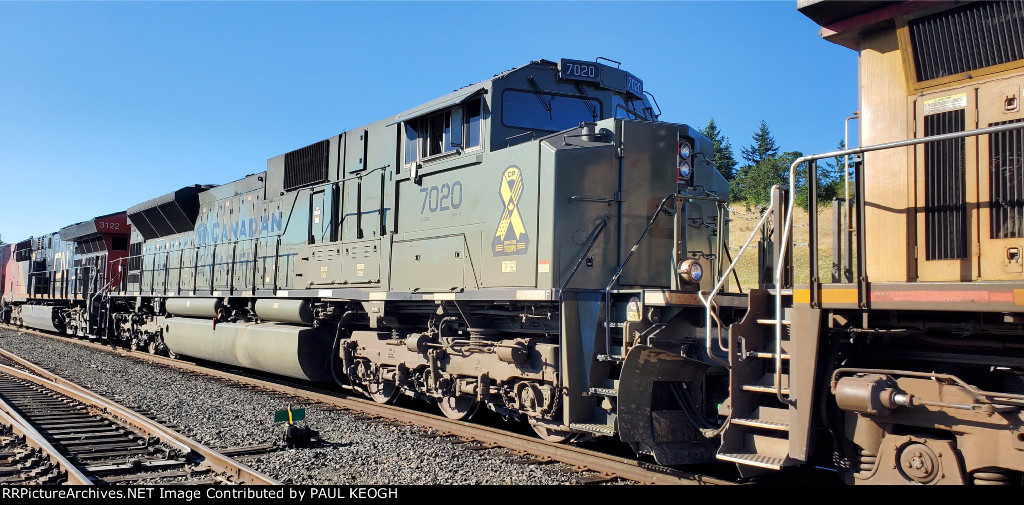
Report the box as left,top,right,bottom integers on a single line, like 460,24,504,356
0,395,93,485
2,326,734,485
0,348,280,485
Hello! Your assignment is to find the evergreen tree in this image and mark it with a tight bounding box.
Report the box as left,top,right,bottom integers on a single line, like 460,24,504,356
796,139,851,208
741,120,780,166
732,120,785,205
822,139,851,202
732,156,784,206
699,118,737,181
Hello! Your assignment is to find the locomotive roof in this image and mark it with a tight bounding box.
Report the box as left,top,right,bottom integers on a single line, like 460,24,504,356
798,1,939,49
127,184,214,240
389,59,554,125
797,0,899,27
58,211,127,241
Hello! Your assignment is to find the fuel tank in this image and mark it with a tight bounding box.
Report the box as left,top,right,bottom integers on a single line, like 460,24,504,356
162,317,333,382
20,305,60,332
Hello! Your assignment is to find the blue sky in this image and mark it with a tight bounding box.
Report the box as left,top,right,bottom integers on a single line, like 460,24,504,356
0,1,858,242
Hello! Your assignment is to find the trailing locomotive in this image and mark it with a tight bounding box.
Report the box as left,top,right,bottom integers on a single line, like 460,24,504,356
3,0,1024,485
1,213,129,338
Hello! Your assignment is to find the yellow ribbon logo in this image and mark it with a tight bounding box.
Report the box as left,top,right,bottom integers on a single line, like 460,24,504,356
492,165,529,256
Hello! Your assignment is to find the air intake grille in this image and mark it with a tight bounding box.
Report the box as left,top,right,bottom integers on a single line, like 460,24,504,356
74,236,106,255
128,242,142,271
909,1,1024,82
284,140,330,191
990,119,1024,239
924,109,967,261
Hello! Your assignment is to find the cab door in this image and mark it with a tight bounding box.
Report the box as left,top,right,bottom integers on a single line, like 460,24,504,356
310,187,329,244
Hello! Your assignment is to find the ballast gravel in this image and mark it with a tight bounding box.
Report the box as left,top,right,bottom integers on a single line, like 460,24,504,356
0,329,595,485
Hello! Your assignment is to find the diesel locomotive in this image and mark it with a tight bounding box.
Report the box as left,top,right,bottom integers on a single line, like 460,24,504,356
4,0,1024,485
3,57,734,459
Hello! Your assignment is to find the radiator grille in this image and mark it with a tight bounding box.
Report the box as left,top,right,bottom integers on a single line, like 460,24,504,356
284,139,330,191
909,1,1024,82
924,109,967,261
990,119,1024,239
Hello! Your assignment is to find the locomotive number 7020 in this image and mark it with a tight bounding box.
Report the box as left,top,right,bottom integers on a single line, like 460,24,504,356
420,181,463,213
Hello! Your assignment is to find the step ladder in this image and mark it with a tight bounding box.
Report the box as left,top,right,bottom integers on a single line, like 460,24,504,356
570,290,645,437
716,288,796,472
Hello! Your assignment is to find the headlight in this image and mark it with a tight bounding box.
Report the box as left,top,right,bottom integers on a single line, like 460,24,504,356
678,259,703,284
678,160,692,179
677,138,693,184
678,142,691,160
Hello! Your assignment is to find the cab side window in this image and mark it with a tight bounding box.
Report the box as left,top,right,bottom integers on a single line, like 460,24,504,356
404,98,482,166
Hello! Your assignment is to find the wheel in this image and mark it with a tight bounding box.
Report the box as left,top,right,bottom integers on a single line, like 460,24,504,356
148,341,159,354
530,420,572,443
437,394,478,420
365,381,399,404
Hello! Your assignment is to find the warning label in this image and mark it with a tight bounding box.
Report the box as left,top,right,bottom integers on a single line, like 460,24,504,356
924,93,967,115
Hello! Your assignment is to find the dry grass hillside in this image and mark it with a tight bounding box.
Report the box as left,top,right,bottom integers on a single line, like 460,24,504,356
725,201,853,291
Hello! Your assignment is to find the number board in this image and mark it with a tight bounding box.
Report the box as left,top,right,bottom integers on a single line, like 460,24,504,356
624,72,644,98
559,58,602,84
558,58,644,98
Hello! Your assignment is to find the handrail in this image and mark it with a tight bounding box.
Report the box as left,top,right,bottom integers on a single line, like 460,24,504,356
773,120,1024,405
558,216,610,296
697,187,779,367
603,194,677,357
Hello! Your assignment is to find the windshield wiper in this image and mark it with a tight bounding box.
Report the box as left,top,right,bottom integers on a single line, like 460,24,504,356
527,77,552,119
573,83,599,121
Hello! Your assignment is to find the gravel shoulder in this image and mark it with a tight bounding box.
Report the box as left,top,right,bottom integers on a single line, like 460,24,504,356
0,328,596,485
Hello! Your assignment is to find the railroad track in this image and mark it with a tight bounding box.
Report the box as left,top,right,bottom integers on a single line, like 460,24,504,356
1,325,734,485
0,346,279,485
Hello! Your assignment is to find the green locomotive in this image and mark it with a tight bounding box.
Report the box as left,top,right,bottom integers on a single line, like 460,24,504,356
108,58,731,462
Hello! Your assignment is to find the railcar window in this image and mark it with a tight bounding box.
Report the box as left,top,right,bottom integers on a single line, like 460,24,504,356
404,124,417,165
502,90,600,131
465,99,481,148
404,99,483,166
612,96,654,121
428,113,446,156
112,237,128,251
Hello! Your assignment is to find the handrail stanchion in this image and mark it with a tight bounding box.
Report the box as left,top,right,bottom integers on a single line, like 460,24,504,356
772,120,1024,405
698,187,779,367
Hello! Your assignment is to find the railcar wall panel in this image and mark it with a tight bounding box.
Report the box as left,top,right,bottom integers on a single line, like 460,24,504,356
859,30,912,282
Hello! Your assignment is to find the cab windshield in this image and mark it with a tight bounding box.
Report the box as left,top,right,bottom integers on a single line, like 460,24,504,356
613,95,656,121
502,90,601,131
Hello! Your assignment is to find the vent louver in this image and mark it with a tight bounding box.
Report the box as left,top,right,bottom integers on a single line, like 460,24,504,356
924,109,967,261
284,140,330,191
990,119,1024,239
74,236,106,255
909,1,1024,82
